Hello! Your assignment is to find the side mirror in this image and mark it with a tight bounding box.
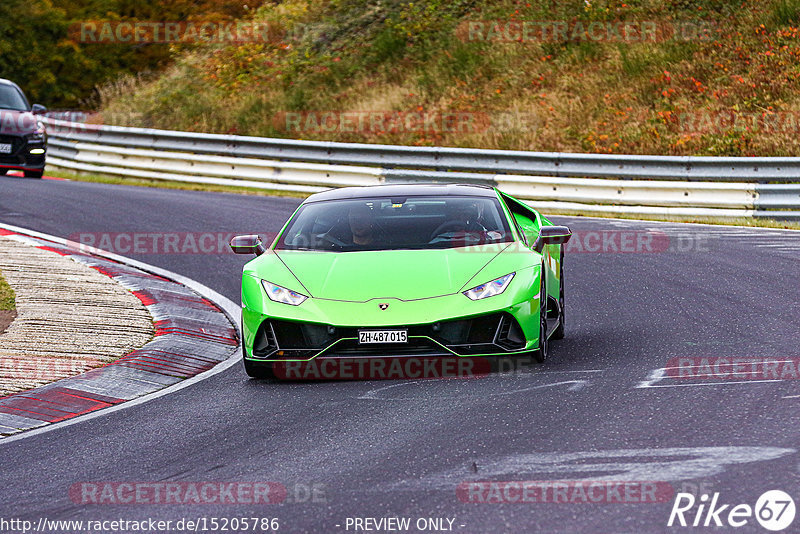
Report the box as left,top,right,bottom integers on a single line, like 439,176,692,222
31,104,47,115
533,226,572,253
230,235,266,256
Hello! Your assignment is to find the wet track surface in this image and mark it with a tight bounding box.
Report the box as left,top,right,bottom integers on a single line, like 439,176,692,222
1,176,799,533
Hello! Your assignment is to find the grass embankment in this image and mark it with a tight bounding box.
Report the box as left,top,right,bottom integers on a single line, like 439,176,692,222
95,0,800,156
0,268,16,335
0,270,15,312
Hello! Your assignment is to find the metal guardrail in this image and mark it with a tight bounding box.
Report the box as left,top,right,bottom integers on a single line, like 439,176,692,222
47,138,382,193
42,118,800,220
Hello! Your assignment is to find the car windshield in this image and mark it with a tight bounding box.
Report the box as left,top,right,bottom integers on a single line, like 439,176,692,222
276,195,515,252
0,85,28,111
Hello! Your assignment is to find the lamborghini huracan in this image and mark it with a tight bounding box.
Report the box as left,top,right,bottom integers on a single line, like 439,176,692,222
231,183,572,378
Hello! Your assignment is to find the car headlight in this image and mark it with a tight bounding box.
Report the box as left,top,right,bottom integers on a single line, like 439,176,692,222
262,280,307,306
463,273,515,301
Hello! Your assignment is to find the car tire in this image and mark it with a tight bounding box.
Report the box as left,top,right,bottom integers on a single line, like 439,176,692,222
24,170,43,179
242,345,276,379
532,265,549,363
551,249,565,340
0,169,7,176
243,356,275,379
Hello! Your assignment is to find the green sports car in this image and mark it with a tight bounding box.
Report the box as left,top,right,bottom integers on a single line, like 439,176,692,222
230,183,572,379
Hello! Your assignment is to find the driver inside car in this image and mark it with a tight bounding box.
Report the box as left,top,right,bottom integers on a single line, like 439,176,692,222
452,201,485,232
429,200,487,240
318,203,385,250
348,203,378,246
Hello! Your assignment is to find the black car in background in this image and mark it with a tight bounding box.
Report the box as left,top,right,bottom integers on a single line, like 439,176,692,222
0,79,47,178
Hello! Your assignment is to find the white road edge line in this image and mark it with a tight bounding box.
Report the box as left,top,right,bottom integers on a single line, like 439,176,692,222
639,380,781,388
0,222,243,446
635,367,785,388
659,360,799,371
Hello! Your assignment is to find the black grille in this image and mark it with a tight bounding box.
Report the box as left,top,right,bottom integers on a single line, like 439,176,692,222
271,320,331,349
252,312,527,359
252,322,278,357
0,135,24,157
495,314,526,350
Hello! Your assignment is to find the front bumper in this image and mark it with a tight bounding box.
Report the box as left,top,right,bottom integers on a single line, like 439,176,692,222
247,312,532,361
0,133,46,172
241,269,543,362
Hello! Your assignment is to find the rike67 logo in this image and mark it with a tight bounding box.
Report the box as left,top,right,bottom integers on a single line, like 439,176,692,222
668,490,795,531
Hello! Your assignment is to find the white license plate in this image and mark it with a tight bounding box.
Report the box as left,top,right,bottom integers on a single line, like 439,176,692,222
0,143,12,154
358,329,408,344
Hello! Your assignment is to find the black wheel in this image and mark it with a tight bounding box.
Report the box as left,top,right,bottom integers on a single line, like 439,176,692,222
551,249,565,340
242,344,275,379
532,266,549,363
243,356,275,379
24,170,43,178
0,169,7,176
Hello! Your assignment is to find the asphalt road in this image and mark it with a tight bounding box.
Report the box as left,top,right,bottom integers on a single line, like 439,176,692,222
1,176,799,533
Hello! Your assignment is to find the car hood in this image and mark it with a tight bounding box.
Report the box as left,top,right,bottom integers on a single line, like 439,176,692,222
275,244,512,302
0,110,37,135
